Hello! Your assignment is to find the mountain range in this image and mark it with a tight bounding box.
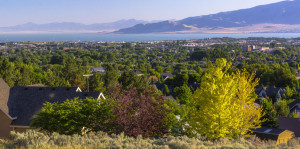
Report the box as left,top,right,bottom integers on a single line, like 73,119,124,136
3,0,300,34
115,0,300,34
0,19,150,33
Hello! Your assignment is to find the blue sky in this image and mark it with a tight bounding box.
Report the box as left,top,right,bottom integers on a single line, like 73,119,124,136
0,0,284,27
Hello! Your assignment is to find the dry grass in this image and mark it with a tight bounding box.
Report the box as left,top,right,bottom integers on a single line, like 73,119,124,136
0,131,299,149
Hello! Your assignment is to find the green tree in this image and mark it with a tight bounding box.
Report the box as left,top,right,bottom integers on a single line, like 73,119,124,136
261,98,278,128
118,70,136,90
173,73,189,87
289,110,299,118
276,100,290,117
163,84,170,96
173,85,192,104
89,73,106,92
31,97,115,135
104,65,119,88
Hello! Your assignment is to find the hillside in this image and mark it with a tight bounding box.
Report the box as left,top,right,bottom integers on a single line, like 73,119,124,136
115,0,300,33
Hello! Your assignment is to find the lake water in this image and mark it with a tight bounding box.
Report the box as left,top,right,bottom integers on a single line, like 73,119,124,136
1,33,300,42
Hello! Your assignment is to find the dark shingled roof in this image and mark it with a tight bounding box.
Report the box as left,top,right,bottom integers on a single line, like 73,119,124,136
160,73,174,78
134,70,144,75
252,127,286,141
278,117,300,137
264,87,284,97
8,86,101,126
255,86,285,98
255,86,264,95
288,99,300,110
0,78,10,113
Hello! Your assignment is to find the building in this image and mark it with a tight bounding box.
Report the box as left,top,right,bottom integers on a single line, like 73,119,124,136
247,45,256,52
160,73,174,80
92,67,105,74
253,127,295,145
259,47,271,52
255,86,285,100
278,117,300,137
0,78,105,138
134,70,144,76
0,78,11,138
288,99,300,117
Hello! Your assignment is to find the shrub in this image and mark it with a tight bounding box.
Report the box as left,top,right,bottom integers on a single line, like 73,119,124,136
30,97,115,135
1,131,299,149
108,85,175,137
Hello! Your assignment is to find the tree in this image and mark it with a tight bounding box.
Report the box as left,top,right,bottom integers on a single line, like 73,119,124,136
118,70,136,90
89,73,105,93
108,85,174,137
173,85,192,104
261,98,278,128
30,97,115,135
163,84,170,96
173,73,189,86
189,58,263,139
104,64,119,88
118,70,149,92
289,110,299,118
276,100,290,117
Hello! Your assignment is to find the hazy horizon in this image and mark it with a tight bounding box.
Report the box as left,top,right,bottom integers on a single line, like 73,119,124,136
0,0,284,27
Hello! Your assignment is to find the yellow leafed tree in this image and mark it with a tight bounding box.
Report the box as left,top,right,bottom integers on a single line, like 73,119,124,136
189,58,263,139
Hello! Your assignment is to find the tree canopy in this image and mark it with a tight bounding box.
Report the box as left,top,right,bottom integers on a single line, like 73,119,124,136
188,58,263,139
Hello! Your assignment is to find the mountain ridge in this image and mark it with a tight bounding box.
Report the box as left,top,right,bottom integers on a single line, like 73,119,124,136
115,0,300,34
0,19,151,33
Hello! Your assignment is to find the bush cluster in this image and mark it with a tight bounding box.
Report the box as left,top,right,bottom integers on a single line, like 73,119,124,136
1,131,299,149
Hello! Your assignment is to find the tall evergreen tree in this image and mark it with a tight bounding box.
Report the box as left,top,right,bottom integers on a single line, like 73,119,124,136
261,98,278,128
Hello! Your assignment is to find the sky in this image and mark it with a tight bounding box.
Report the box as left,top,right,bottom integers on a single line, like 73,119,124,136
0,0,285,27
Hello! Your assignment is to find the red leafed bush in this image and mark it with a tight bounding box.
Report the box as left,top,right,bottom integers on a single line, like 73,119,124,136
108,84,169,137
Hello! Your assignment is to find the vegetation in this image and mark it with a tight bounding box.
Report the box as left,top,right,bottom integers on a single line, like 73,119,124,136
31,85,175,137
108,85,175,137
1,130,300,149
260,98,278,128
189,59,263,139
1,38,300,147
30,97,115,135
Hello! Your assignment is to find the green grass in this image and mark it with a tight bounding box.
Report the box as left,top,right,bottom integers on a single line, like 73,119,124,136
1,131,299,149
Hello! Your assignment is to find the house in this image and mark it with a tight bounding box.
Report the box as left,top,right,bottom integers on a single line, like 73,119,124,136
0,78,105,138
296,71,300,79
134,70,144,76
252,127,295,145
92,67,105,74
255,86,285,100
277,117,300,137
259,47,272,52
0,78,11,138
288,99,300,117
160,73,174,80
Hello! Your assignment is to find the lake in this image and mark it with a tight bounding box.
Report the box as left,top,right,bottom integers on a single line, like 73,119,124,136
1,33,300,42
